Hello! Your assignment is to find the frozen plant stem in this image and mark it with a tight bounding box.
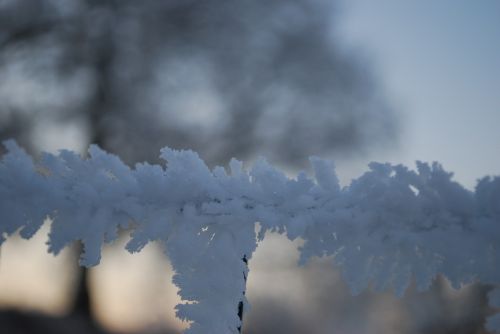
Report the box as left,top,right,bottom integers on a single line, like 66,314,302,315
1,141,500,333
237,255,248,333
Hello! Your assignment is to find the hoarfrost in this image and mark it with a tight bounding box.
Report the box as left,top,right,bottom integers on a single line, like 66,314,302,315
1,140,499,333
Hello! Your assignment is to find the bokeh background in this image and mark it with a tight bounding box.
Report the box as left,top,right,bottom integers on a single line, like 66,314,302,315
0,0,499,333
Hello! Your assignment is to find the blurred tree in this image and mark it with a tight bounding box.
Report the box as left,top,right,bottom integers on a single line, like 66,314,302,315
0,0,400,332
0,0,398,166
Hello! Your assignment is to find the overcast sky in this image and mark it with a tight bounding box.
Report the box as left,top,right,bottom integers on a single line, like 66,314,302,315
336,0,500,189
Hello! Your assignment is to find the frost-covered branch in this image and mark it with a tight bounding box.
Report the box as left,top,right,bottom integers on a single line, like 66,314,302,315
1,140,499,333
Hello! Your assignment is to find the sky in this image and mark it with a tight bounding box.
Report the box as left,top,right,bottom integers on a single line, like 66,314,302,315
336,0,500,189
2,0,497,188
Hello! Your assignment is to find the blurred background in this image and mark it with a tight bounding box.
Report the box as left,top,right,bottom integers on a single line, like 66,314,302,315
0,0,499,333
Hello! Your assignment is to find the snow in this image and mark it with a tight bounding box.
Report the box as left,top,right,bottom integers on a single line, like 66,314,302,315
1,140,499,333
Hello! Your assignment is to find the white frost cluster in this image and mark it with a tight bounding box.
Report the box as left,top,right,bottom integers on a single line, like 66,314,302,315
1,140,499,333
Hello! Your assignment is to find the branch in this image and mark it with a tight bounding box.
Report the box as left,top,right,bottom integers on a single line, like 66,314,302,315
1,140,499,333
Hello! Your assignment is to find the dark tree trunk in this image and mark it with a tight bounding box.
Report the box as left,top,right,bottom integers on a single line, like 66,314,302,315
71,0,117,321
71,243,93,321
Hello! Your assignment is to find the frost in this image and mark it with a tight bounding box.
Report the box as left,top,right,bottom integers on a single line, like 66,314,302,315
1,140,500,333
